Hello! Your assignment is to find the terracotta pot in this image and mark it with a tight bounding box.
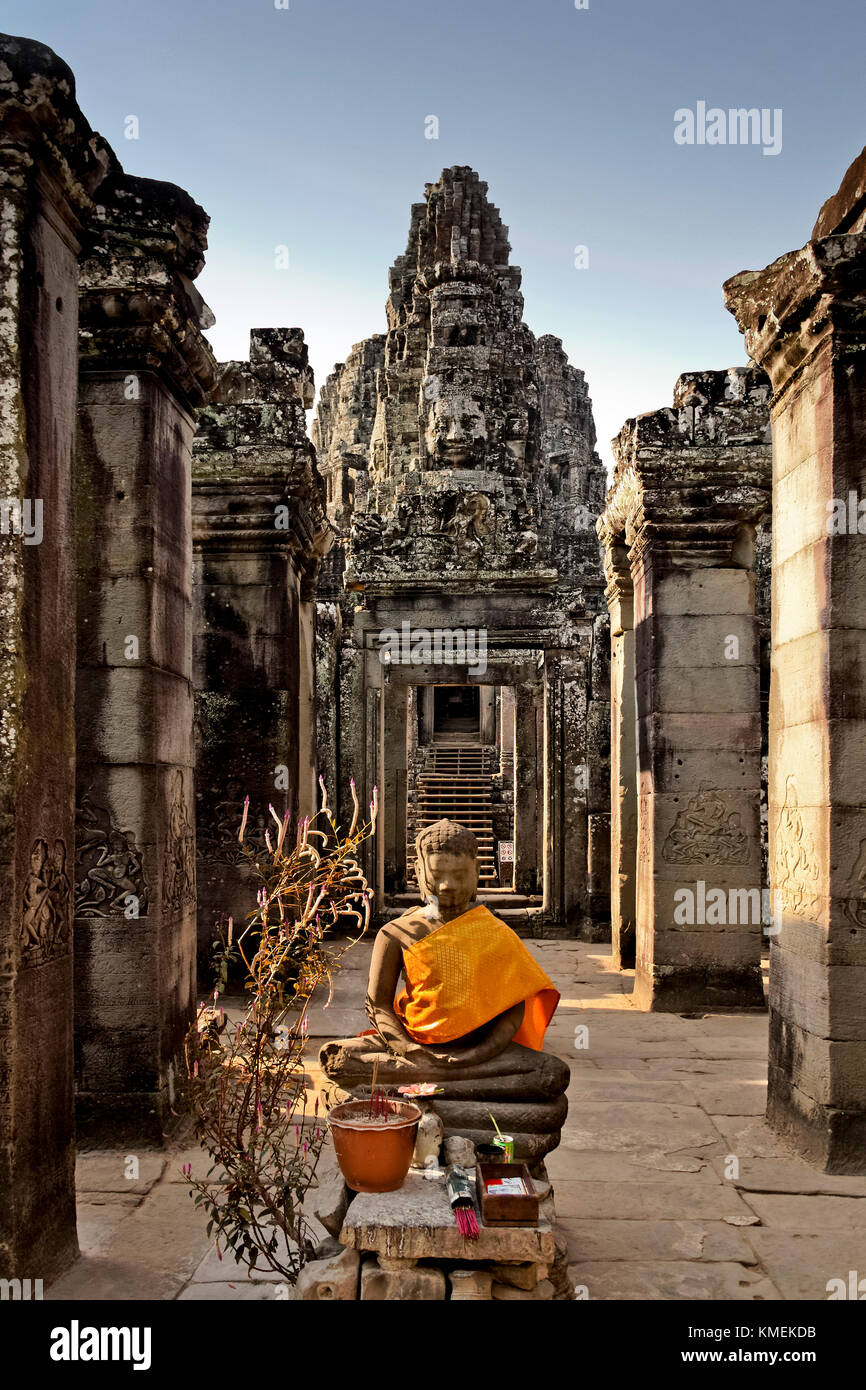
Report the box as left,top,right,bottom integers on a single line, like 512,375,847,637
328,1099,422,1193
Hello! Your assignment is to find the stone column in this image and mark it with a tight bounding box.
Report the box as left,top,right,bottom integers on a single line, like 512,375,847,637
75,171,219,1143
725,150,866,1169
608,369,771,1010
586,610,612,938
382,683,408,892
514,684,540,896
479,686,496,744
599,531,638,968
298,597,319,822
543,651,589,929
499,686,515,779
421,686,435,743
0,34,108,1279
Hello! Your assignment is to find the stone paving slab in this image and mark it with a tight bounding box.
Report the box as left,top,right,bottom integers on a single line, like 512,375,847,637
546,1151,719,1183
709,1154,866,1197
49,1180,212,1301
75,1195,144,1257
741,1193,866,1233
189,1244,285,1283
679,1081,767,1116
702,1116,793,1159
179,1281,284,1300
641,1057,769,1078
556,1101,722,1152
76,1152,167,1194
565,1079,696,1106
340,1173,555,1262
550,1179,760,1223
568,1260,782,1301
562,1218,757,1263
743,1231,866,1300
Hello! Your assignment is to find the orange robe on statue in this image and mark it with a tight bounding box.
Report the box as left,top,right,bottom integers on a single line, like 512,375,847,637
393,903,559,1050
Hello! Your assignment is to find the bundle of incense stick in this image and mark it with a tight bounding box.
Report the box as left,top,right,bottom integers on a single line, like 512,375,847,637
367,1087,392,1119
366,1062,394,1119
446,1165,479,1240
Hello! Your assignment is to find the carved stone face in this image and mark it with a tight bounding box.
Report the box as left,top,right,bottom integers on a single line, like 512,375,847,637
416,848,478,915
425,394,487,467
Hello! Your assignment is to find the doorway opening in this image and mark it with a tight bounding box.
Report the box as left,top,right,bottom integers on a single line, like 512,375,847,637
433,685,480,742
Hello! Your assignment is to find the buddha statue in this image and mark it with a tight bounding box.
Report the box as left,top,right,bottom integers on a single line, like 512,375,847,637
319,819,570,1164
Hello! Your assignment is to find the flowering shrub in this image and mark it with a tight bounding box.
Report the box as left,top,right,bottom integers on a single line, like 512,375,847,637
182,777,376,1281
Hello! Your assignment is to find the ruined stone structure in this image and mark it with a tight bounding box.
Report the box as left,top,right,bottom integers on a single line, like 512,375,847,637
598,367,772,1011
192,329,328,965
314,168,610,935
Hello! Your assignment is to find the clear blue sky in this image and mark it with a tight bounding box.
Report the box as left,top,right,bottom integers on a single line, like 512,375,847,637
5,0,864,466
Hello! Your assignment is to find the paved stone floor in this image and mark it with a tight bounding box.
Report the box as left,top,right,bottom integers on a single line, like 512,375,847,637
48,939,866,1301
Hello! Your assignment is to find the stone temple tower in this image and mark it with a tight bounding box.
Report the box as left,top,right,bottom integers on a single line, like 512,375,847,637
315,167,609,935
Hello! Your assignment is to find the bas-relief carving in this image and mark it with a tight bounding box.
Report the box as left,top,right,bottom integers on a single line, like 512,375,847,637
163,770,196,913
445,492,494,561
75,796,149,917
842,836,866,929
196,778,269,868
662,784,751,866
20,837,72,965
774,775,820,918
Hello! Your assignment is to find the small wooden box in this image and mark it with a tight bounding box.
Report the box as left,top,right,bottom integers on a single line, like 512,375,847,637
476,1161,539,1227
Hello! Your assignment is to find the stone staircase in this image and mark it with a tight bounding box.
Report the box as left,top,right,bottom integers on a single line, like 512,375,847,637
407,744,499,887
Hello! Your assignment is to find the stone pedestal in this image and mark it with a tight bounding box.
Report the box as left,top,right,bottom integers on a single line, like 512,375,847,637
725,148,866,1170
340,1173,555,1264
74,171,218,1143
0,36,108,1279
602,369,771,1010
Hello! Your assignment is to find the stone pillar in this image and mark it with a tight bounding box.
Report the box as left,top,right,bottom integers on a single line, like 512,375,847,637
607,368,771,1010
315,601,341,804
75,171,219,1143
192,329,326,969
298,599,318,822
0,34,108,1279
543,652,589,929
421,685,435,743
586,610,612,938
480,686,496,744
514,684,540,896
499,686,515,779
382,683,408,892
725,149,866,1169
599,532,638,968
